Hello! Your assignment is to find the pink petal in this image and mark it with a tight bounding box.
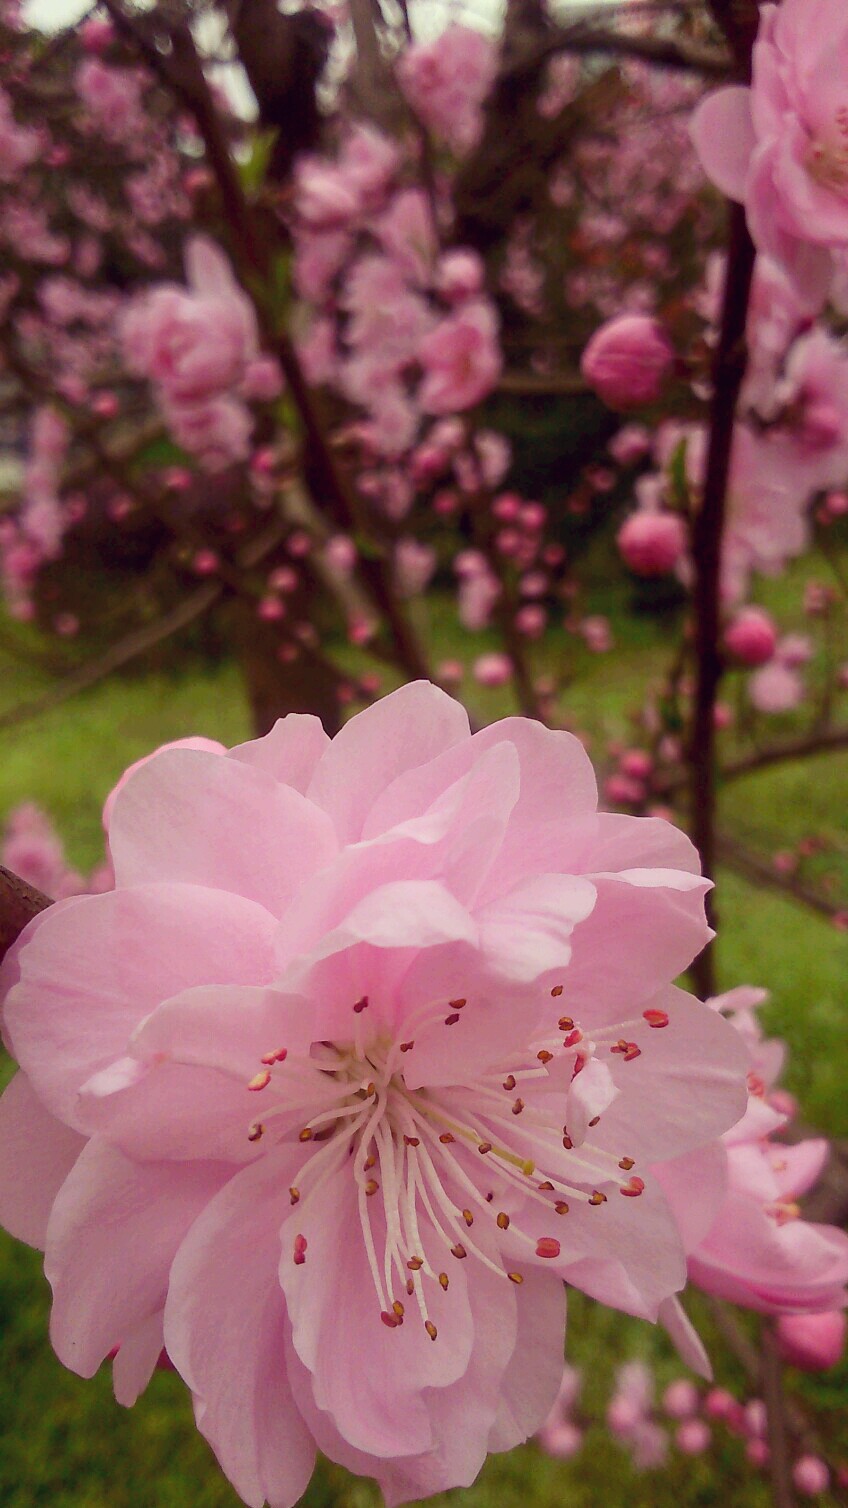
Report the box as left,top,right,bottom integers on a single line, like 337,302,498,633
476,873,596,983
0,1072,85,1248
690,87,755,200
45,1139,228,1380
487,1269,567,1451
228,713,330,792
659,1296,712,1380
6,883,279,1129
165,1154,319,1508
306,681,470,843
112,1311,166,1406
109,749,337,914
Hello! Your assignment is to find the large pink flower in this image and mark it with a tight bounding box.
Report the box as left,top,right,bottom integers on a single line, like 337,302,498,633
0,684,746,1507
691,0,848,305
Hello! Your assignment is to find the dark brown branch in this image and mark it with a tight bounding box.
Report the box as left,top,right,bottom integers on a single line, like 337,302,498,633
0,867,50,966
762,1325,798,1508
0,581,221,736
688,201,756,996
722,727,848,782
717,832,845,924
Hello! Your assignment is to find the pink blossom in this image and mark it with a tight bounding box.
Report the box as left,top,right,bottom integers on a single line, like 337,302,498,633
122,237,260,408
776,1310,847,1371
418,299,503,415
690,1,848,306
662,1379,699,1419
581,316,674,409
676,1419,710,1455
748,661,804,714
667,991,848,1314
436,250,486,303
793,1456,831,1497
394,538,437,598
0,85,40,182
472,652,513,688
397,26,497,156
0,683,745,1506
725,608,778,667
74,60,145,144
164,394,253,473
617,512,686,576
294,158,360,233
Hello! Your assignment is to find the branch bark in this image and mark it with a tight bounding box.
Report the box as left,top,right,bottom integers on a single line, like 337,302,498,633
0,867,50,966
688,200,756,996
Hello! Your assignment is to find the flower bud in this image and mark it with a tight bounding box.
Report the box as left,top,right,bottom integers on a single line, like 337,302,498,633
581,316,675,408
725,608,778,667
617,512,686,576
776,1311,847,1372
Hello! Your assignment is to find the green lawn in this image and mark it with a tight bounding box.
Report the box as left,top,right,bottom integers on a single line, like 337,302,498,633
0,570,846,1507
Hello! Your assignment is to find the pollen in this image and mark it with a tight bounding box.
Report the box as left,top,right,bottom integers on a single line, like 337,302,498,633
425,1320,438,1340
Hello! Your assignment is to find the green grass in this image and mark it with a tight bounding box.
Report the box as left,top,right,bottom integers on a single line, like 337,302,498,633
0,568,846,1507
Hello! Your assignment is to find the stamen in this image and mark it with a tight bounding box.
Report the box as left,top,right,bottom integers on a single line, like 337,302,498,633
248,1070,271,1092
536,1237,561,1259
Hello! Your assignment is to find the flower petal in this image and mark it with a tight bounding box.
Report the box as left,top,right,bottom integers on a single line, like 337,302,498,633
0,1072,85,1248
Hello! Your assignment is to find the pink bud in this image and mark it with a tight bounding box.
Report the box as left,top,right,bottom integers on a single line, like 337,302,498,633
662,1379,699,1420
704,1388,735,1421
473,652,513,688
776,1312,847,1373
437,659,464,688
515,604,547,638
257,596,285,622
617,512,686,576
581,315,675,408
746,1439,770,1468
192,549,219,576
676,1419,710,1456
725,607,778,667
793,1456,830,1496
620,749,653,781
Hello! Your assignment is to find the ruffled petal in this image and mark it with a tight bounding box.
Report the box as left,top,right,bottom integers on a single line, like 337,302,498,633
0,1072,85,1248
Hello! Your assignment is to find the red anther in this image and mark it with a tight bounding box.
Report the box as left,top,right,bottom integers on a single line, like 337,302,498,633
536,1237,561,1259
502,1074,517,1091
620,1175,645,1197
364,1179,379,1196
353,995,369,1013
537,1049,553,1064
403,1134,420,1147
425,1320,438,1340
589,1190,607,1205
477,1141,492,1155
496,1212,510,1230
555,1201,570,1215
400,1041,414,1052
439,1132,455,1144
551,984,564,997
610,1039,629,1055
444,1013,460,1026
571,1054,585,1078
406,1278,415,1296
618,1156,635,1171
558,1016,575,1031
623,1042,641,1061
260,1047,288,1065
438,1272,449,1290
462,1209,474,1226
538,1180,554,1191
248,1122,264,1142
450,1243,467,1259
406,1256,423,1270
289,1187,300,1204
562,1029,583,1049
449,998,467,1009
380,1311,400,1328
588,1115,600,1127
562,1134,573,1150
293,1234,307,1265
511,1098,525,1115
392,1300,405,1319
642,1009,669,1029
248,1069,271,1092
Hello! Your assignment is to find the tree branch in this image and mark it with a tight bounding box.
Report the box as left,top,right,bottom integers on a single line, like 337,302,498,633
0,867,50,966
688,200,756,996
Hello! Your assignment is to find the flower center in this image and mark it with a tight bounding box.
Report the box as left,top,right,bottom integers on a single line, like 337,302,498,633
245,989,666,1339
807,111,848,197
